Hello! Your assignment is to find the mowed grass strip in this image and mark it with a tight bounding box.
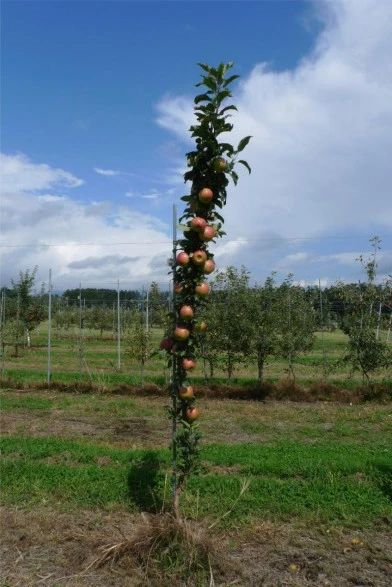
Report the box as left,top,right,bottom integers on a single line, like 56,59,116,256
1,436,390,526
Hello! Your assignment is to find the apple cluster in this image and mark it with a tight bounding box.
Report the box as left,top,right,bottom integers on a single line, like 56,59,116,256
160,163,229,423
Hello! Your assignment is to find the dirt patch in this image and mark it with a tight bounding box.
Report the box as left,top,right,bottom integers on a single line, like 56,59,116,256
0,507,391,586
235,520,392,586
0,410,168,448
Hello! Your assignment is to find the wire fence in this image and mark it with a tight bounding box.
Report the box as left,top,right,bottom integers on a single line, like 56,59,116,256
0,275,391,388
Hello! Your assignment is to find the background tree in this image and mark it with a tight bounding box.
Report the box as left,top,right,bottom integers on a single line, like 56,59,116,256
125,309,153,385
249,275,280,383
339,237,392,382
275,275,316,380
148,281,167,328
11,267,46,348
206,266,252,379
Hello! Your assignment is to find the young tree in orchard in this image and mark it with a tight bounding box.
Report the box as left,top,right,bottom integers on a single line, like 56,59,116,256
148,281,167,328
276,276,316,381
160,62,251,515
84,306,113,337
203,266,253,379
126,309,153,386
11,267,46,348
249,275,281,383
339,237,392,383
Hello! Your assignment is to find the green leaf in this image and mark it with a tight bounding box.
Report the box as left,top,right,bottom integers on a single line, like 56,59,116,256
219,105,238,115
237,136,252,152
238,159,252,174
197,62,211,74
231,171,239,185
223,74,240,87
203,77,218,91
216,90,231,103
194,93,211,104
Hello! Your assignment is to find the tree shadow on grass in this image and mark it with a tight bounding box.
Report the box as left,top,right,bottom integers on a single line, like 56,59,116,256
127,451,166,513
371,461,392,502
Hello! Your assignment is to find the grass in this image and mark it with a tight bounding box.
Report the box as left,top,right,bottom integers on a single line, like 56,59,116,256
1,434,391,526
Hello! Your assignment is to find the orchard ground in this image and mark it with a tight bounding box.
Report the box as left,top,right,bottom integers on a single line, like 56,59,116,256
0,384,391,585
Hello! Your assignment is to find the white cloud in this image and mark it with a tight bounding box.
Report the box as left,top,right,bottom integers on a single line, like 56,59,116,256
94,167,135,177
156,0,392,281
93,167,122,177
0,152,84,192
0,154,172,289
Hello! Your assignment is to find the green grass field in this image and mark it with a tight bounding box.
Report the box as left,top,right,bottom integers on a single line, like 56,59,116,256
0,385,391,585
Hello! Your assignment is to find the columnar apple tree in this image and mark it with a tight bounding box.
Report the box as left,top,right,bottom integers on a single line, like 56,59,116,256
160,62,251,514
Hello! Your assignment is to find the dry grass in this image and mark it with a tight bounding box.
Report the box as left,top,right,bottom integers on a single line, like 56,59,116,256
1,507,391,586
86,512,236,585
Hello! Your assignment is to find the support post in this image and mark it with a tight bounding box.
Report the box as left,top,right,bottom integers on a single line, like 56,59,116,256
171,203,178,512
146,287,149,332
0,291,5,376
47,268,52,385
117,278,121,370
79,282,83,373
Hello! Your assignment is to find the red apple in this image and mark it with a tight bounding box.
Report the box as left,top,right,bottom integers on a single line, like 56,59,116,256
203,259,215,274
179,385,194,400
174,282,183,294
160,337,173,350
212,157,228,172
190,217,207,231
186,406,200,422
195,283,210,297
174,326,190,341
176,252,189,266
182,358,196,371
198,188,214,204
192,250,207,265
201,225,216,241
195,320,207,333
179,305,194,321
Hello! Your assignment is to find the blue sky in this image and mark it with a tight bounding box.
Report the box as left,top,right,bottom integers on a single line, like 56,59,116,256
2,0,316,211
1,0,392,289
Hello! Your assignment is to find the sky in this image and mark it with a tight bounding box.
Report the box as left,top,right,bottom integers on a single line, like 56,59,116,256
1,0,392,291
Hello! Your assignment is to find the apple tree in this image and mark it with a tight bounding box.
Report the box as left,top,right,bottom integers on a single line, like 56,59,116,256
160,62,251,515
339,237,392,382
275,276,316,381
249,275,281,383
202,265,253,380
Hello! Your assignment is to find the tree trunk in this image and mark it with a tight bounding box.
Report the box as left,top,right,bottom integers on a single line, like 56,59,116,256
227,352,233,380
208,359,214,379
257,353,264,384
26,328,31,349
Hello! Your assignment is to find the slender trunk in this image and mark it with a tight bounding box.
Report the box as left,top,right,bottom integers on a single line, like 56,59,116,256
257,352,264,384
227,352,233,380
209,359,214,379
